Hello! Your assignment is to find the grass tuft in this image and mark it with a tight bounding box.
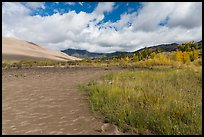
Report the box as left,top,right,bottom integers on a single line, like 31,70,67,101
87,66,202,135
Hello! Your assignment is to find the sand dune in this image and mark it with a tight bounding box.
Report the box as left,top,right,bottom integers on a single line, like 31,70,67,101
2,37,81,62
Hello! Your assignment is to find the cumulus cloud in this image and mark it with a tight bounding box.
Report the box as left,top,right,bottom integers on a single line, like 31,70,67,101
2,2,202,53
23,2,45,10
120,2,202,32
167,2,202,29
93,2,115,14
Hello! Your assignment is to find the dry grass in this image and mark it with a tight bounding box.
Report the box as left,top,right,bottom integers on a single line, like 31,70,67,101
87,66,202,135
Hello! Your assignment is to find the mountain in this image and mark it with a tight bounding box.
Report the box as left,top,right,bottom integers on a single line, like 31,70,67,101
137,40,202,53
61,49,105,58
61,49,129,59
137,43,178,52
2,37,81,62
62,40,202,59
197,40,202,46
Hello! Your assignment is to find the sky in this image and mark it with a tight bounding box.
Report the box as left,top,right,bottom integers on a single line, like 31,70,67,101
2,2,202,53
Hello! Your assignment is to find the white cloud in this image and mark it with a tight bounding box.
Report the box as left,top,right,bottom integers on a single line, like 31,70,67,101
66,2,75,6
78,2,84,6
93,2,115,14
2,2,202,53
167,2,202,29
122,2,202,32
23,2,45,10
2,2,31,16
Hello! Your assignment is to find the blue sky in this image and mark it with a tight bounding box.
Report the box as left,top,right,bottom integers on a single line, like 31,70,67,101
28,2,143,23
2,2,202,53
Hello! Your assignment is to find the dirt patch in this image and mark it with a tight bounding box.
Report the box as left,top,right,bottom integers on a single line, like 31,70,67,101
2,67,127,135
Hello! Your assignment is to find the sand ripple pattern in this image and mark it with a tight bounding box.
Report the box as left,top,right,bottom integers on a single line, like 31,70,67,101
2,67,125,135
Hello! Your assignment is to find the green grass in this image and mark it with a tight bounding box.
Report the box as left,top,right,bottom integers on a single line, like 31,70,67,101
2,60,80,69
87,66,202,135
77,83,88,92
2,59,105,69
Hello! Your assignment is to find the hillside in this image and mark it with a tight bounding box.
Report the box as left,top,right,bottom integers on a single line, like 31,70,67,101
61,49,129,59
61,49,106,58
137,40,202,52
62,41,202,59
